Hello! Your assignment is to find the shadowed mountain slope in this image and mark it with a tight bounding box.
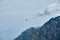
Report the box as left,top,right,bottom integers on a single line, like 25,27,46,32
14,16,60,40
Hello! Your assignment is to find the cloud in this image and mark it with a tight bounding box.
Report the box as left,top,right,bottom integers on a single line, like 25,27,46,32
47,3,60,13
36,3,60,17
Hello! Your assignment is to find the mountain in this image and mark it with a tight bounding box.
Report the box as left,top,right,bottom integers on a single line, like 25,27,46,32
14,16,60,40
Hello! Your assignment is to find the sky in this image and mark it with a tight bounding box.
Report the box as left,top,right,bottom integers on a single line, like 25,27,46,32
0,0,60,40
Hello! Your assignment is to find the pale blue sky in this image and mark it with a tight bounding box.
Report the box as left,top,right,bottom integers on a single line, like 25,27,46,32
0,0,60,40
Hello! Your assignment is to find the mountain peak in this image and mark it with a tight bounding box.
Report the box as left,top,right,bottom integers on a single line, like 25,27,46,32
14,16,60,40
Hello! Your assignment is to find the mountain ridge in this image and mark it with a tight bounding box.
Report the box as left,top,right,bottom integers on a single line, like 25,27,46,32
14,16,60,40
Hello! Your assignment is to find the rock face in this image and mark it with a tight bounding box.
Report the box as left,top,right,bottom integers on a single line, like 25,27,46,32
14,16,60,40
